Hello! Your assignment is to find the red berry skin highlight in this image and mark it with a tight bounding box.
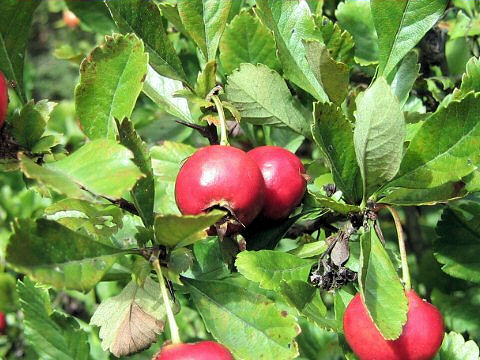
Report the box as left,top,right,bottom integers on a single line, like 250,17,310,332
343,291,444,360
248,146,306,220
0,71,8,128
154,341,234,360
175,145,265,228
0,312,6,333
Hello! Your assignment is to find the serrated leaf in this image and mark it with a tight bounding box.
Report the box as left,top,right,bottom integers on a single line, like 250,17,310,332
117,118,154,227
236,250,315,290
154,210,226,248
255,0,328,101
45,198,123,238
90,278,167,357
435,332,479,360
359,224,407,340
453,56,480,101
312,102,362,204
17,278,90,360
316,16,355,65
304,40,349,105
177,0,232,61
387,92,480,190
106,0,186,82
143,65,193,123
390,50,420,107
434,199,480,283
336,0,378,65
371,0,447,77
7,219,125,291
75,33,148,139
11,100,56,149
185,277,300,360
224,63,312,138
219,11,280,75
0,0,39,102
354,77,405,201
20,139,143,200
151,141,196,215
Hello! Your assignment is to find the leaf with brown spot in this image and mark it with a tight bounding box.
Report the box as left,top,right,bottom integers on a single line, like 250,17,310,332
90,277,170,357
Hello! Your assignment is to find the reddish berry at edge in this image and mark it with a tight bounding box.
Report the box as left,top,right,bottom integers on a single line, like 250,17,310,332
248,146,307,220
0,71,8,128
343,290,444,360
175,145,265,229
154,341,234,360
0,312,6,333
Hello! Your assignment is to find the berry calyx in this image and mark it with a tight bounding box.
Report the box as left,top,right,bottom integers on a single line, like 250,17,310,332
0,71,8,129
175,145,265,232
154,341,234,360
343,290,444,360
247,146,306,220
63,10,80,29
0,312,6,333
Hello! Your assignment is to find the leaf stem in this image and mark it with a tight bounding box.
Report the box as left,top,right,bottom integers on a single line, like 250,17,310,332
385,205,411,290
211,95,229,146
152,258,181,345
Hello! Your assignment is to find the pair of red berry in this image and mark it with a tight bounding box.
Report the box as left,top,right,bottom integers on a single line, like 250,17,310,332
175,145,307,230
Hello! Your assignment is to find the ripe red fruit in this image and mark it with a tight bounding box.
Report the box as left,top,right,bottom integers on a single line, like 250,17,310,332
0,312,6,333
154,341,234,360
175,145,265,229
63,10,80,29
343,291,444,360
0,71,8,129
247,146,306,220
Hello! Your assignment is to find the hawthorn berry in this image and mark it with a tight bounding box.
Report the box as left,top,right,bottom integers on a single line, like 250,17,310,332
247,146,307,220
154,341,234,360
175,145,265,231
63,10,80,29
0,71,8,129
343,290,444,360
0,312,6,333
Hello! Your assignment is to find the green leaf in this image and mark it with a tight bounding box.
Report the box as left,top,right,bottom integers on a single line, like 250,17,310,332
11,100,56,149
177,0,232,61
106,0,187,82
91,277,168,357
219,11,280,75
453,57,480,100
185,277,300,360
194,60,217,99
184,237,232,280
308,190,361,214
116,118,154,227
143,66,193,123
379,182,467,206
316,16,355,65
0,0,39,102
224,63,312,138
7,219,125,291
280,280,337,331
236,250,315,291
336,0,378,65
304,40,349,105
312,102,362,204
75,33,148,139
358,224,408,340
154,210,226,248
17,278,90,360
434,199,480,283
65,0,116,35
151,141,196,215
354,77,405,200
390,50,420,107
20,139,143,200
388,92,480,190
435,332,479,360
0,273,18,312
255,0,328,101
371,0,448,77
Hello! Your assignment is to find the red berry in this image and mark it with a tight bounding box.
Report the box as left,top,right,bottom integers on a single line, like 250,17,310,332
63,10,80,29
343,291,444,360
0,71,8,129
0,312,6,333
154,341,234,360
175,145,265,229
247,146,306,220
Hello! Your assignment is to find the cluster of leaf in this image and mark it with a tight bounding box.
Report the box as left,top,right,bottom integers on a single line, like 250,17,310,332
1,0,480,359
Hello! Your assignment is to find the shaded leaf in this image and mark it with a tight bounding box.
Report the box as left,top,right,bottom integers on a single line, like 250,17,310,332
379,182,467,206
390,50,420,107
65,0,116,35
0,273,18,312
317,16,355,65
195,60,217,99
435,332,480,360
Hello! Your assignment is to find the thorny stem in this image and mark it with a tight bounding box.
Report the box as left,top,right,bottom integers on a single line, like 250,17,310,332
385,205,411,291
211,95,229,146
152,258,181,345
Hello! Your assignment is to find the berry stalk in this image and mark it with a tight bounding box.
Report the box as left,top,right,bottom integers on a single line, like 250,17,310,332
211,95,229,146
